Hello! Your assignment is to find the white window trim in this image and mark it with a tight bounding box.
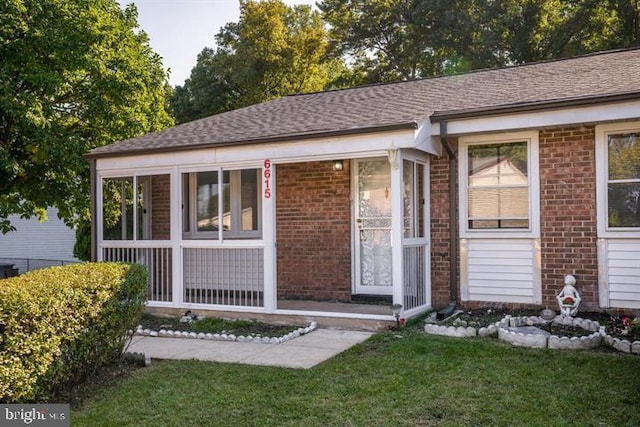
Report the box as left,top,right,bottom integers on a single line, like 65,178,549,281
99,169,173,242
182,168,262,240
459,130,540,239
402,158,429,243
596,121,640,238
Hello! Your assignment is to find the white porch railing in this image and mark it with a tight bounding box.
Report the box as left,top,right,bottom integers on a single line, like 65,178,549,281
183,247,264,307
101,244,173,303
403,243,428,311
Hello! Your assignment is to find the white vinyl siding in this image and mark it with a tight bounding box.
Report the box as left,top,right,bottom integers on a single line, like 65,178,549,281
461,239,541,304
599,239,640,309
0,208,78,263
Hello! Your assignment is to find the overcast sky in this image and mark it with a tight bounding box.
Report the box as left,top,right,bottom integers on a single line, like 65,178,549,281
117,0,317,87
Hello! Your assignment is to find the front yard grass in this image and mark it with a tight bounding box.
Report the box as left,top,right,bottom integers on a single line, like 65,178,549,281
72,327,640,426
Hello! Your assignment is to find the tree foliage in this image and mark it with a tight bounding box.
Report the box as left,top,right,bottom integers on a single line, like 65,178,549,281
319,0,640,83
170,0,344,124
0,0,173,233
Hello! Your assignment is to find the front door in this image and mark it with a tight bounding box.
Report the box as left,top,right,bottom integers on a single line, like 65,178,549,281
354,158,393,295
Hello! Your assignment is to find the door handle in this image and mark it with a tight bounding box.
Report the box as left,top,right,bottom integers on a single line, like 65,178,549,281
360,229,366,241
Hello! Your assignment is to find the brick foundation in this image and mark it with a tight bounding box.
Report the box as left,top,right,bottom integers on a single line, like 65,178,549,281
276,161,352,301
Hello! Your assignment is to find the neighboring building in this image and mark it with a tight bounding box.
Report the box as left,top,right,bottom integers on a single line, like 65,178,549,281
0,208,78,275
86,48,640,326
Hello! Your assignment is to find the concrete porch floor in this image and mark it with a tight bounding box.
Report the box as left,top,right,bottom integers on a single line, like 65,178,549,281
276,299,392,316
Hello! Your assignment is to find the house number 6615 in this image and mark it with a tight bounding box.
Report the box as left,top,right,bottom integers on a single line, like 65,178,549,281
263,159,271,199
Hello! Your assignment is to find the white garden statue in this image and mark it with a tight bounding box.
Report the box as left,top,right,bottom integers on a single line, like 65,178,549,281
556,274,581,317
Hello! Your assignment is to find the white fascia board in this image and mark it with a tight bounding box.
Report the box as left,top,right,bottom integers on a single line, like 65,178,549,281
96,128,417,172
431,100,640,137
415,120,443,156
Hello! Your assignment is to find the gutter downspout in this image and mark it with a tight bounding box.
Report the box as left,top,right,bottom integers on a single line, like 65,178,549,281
438,121,458,318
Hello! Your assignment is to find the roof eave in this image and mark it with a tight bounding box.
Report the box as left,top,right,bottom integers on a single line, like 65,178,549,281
429,91,640,123
84,122,419,160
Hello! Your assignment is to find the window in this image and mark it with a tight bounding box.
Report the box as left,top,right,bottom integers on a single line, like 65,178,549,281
102,174,170,240
103,177,134,240
459,131,539,237
466,141,529,229
183,168,261,239
606,132,640,228
403,159,426,238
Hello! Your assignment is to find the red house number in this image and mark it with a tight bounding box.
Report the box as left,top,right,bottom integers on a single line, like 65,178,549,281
263,159,271,198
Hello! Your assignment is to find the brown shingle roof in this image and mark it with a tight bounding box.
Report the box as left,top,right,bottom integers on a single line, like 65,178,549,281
87,48,640,158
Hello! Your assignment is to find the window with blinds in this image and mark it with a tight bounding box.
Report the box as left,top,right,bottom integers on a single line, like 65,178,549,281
466,141,529,229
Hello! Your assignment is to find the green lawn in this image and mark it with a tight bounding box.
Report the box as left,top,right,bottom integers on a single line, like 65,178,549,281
72,328,640,426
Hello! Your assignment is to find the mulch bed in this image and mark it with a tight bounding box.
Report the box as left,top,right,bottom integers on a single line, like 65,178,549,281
138,313,303,338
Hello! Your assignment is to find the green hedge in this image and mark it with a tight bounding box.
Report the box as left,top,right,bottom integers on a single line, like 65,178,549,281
0,262,147,402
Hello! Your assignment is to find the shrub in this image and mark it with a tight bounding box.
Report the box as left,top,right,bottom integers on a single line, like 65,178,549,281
0,262,147,402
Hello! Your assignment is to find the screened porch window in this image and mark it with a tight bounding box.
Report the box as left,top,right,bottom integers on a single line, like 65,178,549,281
403,159,426,238
607,132,640,228
182,168,261,239
102,174,170,240
467,141,529,229
103,177,134,240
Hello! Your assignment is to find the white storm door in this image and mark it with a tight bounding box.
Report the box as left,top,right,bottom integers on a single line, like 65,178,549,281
354,158,393,295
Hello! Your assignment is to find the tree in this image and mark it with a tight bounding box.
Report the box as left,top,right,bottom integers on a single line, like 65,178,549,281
0,0,173,236
483,0,640,64
170,0,344,124
319,0,640,84
319,0,464,82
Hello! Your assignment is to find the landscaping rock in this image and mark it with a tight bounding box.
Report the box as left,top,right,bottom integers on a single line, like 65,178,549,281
612,338,631,353
499,326,549,348
548,333,601,350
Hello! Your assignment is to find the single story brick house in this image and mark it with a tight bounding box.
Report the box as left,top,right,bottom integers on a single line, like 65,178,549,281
86,48,640,326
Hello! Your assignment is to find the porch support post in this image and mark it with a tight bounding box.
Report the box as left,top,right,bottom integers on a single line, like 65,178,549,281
170,168,183,307
89,159,98,261
262,162,277,313
389,149,404,308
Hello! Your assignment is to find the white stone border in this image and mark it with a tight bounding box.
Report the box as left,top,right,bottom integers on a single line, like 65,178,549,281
424,319,501,338
602,334,640,354
498,315,603,350
133,321,318,345
425,312,640,354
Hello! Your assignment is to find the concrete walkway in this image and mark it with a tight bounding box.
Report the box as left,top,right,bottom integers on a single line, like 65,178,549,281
126,328,374,369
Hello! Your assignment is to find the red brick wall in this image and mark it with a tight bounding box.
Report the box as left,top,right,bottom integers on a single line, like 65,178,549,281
276,161,352,301
430,143,458,308
539,126,598,310
151,174,171,240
